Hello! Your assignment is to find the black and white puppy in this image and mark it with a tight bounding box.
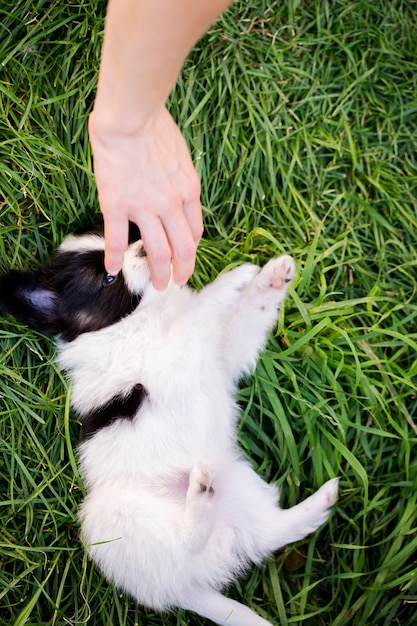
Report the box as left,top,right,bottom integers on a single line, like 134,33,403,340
0,227,338,625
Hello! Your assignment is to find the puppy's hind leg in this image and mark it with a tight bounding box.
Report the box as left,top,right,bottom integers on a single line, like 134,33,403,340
183,589,273,626
184,465,216,554
276,477,339,546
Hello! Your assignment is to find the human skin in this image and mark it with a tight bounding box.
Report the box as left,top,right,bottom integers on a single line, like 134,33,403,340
89,0,233,289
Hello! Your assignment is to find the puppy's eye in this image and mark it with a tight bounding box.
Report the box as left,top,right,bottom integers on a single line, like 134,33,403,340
102,273,117,287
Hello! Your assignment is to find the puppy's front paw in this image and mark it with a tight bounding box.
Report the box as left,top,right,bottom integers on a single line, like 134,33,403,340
258,255,295,291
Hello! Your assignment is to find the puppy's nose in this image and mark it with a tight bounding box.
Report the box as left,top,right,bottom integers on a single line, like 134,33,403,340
138,246,147,258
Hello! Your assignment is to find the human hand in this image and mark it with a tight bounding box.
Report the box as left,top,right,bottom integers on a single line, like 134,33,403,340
88,106,203,290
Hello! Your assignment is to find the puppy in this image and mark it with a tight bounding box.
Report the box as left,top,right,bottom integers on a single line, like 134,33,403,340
0,226,338,625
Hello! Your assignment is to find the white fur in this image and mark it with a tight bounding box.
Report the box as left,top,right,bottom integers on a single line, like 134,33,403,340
58,233,105,254
56,245,338,625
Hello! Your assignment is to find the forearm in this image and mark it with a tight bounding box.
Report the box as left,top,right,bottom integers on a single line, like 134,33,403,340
93,0,233,132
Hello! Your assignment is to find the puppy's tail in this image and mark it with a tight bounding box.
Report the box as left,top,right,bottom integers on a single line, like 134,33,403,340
182,589,272,626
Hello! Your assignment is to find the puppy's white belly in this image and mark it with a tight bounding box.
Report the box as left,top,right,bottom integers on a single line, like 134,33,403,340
78,397,236,488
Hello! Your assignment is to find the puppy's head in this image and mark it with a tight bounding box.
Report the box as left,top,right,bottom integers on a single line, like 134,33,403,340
0,224,150,342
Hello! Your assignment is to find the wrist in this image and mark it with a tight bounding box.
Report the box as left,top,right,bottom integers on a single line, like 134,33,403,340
89,101,165,141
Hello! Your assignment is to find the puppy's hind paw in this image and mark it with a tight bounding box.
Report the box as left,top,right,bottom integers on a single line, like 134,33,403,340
188,465,215,501
184,466,217,552
321,477,339,508
304,477,339,529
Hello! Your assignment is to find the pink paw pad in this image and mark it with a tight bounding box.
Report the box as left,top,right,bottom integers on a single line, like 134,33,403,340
198,470,214,495
261,255,295,290
189,466,215,498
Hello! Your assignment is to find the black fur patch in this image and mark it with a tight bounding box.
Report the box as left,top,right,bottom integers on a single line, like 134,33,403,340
46,249,142,341
76,218,141,244
0,248,142,341
81,384,148,440
0,270,60,334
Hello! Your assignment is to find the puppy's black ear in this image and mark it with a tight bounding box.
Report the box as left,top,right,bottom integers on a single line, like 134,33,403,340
0,270,60,336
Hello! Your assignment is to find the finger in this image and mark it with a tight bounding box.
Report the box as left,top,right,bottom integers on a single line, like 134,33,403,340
139,216,173,290
177,140,203,244
171,237,197,285
161,206,198,286
103,213,129,276
181,175,203,245
169,161,202,283
183,196,204,245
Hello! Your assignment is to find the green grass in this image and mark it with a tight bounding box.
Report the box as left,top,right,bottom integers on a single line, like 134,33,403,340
1,0,416,624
